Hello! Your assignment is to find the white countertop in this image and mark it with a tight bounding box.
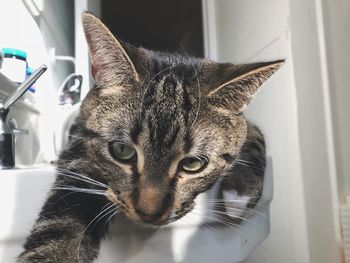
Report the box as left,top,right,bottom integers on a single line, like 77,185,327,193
0,159,273,263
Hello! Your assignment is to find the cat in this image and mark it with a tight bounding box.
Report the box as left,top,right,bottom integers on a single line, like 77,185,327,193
17,12,283,262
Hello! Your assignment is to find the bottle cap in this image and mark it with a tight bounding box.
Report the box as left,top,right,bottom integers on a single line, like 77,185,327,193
1,48,27,60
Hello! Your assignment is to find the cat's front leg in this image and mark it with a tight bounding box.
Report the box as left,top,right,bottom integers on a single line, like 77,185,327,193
18,188,110,263
221,121,266,210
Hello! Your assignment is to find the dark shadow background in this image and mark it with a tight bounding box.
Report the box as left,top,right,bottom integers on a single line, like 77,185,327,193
101,0,204,58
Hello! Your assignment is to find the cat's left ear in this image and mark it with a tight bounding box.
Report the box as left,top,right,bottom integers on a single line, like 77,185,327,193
82,12,139,87
206,60,284,113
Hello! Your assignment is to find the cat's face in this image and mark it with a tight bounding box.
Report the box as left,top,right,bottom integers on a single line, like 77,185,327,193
73,13,282,226
79,59,249,225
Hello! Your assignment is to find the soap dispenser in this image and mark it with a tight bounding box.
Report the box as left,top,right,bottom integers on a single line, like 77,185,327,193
0,65,47,169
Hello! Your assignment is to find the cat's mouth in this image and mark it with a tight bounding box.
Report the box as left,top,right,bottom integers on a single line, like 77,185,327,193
134,208,175,226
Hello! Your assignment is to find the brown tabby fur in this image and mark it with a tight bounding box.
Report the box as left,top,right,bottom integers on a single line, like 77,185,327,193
18,12,283,262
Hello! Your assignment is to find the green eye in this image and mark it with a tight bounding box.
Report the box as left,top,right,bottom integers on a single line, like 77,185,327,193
109,142,136,163
181,157,207,173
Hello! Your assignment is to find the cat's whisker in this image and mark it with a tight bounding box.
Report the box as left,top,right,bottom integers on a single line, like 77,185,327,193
206,202,261,210
57,172,107,189
210,204,269,220
207,215,263,248
100,208,120,234
77,203,118,260
189,210,239,230
205,199,260,206
205,201,273,261
206,197,263,202
201,209,249,221
100,202,115,212
233,160,264,170
52,186,107,196
205,200,259,204
234,161,251,167
91,206,119,232
200,221,217,232
203,209,269,230
86,203,117,233
209,202,257,211
56,168,108,186
195,209,272,261
188,213,218,233
235,159,255,165
78,203,115,242
207,201,263,210
56,168,108,188
206,210,265,229
205,198,259,202
54,191,79,204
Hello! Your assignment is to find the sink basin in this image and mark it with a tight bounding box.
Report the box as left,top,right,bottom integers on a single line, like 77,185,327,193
0,166,55,262
0,158,273,263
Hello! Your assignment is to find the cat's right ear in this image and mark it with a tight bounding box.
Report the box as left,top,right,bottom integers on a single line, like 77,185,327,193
204,60,284,113
82,12,139,87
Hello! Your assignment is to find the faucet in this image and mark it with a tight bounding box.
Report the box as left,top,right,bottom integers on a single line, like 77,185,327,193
0,65,47,169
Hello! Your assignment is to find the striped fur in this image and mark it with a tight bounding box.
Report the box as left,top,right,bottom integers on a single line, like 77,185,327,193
18,12,283,262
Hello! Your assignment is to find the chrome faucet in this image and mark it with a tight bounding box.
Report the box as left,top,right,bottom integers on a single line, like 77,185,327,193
0,65,47,169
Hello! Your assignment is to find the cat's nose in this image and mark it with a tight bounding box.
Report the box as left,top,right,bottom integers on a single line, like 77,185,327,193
135,208,162,223
132,186,171,223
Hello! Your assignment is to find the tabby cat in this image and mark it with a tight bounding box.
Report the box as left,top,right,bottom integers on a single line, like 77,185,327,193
18,12,283,262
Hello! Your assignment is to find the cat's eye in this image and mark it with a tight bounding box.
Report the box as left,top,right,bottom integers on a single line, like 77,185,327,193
109,142,136,163
180,157,207,173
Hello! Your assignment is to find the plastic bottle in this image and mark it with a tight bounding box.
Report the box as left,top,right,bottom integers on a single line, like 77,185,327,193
0,48,28,83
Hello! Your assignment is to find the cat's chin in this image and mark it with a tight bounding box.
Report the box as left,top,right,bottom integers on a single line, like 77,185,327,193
120,209,175,228
132,216,176,228
136,220,169,228
134,213,185,228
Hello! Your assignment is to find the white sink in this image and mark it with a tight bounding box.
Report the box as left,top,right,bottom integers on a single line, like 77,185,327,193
0,166,55,262
0,159,272,263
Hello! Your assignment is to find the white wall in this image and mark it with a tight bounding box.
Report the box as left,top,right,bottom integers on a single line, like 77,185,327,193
74,0,101,99
289,0,342,261
321,0,350,201
202,0,342,262
35,0,75,92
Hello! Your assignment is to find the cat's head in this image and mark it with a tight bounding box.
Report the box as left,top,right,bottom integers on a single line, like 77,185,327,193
75,12,283,226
